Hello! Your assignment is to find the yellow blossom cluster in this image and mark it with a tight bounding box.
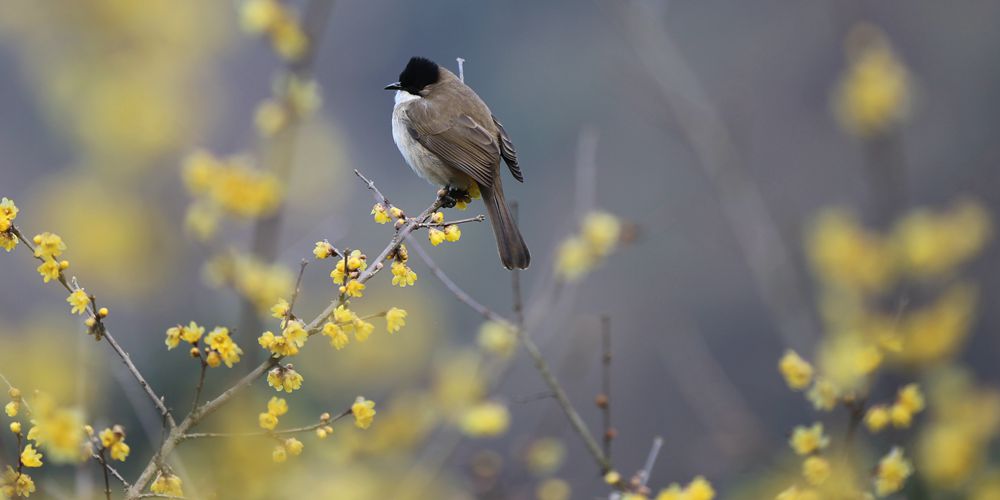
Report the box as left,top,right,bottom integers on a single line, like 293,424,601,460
833,23,912,138
390,245,418,288
653,476,715,500
259,320,309,357
428,224,462,246
98,425,130,462
203,327,243,368
0,466,35,498
864,383,925,432
329,249,368,297
240,0,309,61
874,447,912,496
183,150,284,225
258,396,288,431
320,305,376,349
204,251,294,314
255,75,322,137
0,198,19,252
164,321,206,350
150,471,184,497
272,437,304,463
18,393,86,464
267,365,304,393
556,211,622,281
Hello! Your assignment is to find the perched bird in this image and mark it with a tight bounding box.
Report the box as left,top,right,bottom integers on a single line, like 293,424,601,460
385,57,530,269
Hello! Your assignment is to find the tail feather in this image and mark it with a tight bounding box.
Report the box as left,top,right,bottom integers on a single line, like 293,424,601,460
480,180,530,270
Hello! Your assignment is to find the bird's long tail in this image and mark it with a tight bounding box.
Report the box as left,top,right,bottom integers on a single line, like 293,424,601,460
480,178,530,270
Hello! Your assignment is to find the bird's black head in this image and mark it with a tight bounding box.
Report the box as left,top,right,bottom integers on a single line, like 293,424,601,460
384,57,440,95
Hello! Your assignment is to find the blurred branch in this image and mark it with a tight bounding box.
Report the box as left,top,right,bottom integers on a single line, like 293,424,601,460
181,407,351,440
637,436,664,487
600,315,614,461
611,0,818,351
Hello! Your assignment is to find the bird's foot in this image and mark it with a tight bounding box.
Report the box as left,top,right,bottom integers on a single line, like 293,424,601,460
437,187,471,209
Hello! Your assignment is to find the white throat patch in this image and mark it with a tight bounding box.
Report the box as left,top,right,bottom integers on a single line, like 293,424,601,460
394,90,421,106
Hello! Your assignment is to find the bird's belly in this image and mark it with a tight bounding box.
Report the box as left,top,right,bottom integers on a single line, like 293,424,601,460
392,114,470,188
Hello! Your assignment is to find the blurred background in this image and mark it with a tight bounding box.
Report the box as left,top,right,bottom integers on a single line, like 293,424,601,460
1,0,999,498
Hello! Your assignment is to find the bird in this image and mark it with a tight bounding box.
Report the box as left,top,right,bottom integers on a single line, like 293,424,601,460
385,56,530,270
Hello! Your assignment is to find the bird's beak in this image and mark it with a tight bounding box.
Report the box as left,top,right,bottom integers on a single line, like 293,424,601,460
384,82,402,91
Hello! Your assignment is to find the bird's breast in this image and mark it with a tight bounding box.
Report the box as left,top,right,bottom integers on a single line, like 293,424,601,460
391,100,468,188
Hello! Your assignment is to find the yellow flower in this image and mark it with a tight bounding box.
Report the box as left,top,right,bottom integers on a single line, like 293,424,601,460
32,232,66,259
2,466,35,497
267,366,303,393
240,0,282,33
604,470,621,485
282,321,308,348
779,350,814,390
271,444,287,463
4,402,17,417
0,232,18,252
254,99,287,137
536,478,571,500
460,401,510,437
807,378,840,412
314,241,336,260
875,447,912,496
286,76,322,116
110,441,130,461
802,456,831,486
180,322,204,344
896,383,925,414
555,236,595,281
150,472,184,496
284,437,304,456
270,298,290,319
19,445,42,468
685,476,715,500
26,398,85,463
431,211,444,224
0,197,19,229
443,224,461,242
889,403,912,428
343,279,365,298
206,327,243,367
865,405,891,433
478,321,517,357
66,289,89,315
354,318,375,342
524,438,566,476
428,228,446,246
322,322,349,350
655,484,683,500
581,211,621,256
258,412,278,431
271,18,308,61
351,397,376,429
790,423,829,455
385,307,407,333
10,422,21,434
833,23,911,137
333,305,355,324
267,396,288,416
372,203,391,224
391,261,417,287
98,427,129,462
37,258,60,283
807,208,893,294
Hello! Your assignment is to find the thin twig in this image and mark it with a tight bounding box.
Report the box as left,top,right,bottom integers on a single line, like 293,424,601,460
190,360,208,414
98,448,112,500
637,436,664,487
415,215,485,228
10,226,176,429
600,315,613,461
285,259,309,323
181,408,351,441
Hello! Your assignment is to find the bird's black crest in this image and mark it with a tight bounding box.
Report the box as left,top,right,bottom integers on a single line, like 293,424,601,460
399,57,440,93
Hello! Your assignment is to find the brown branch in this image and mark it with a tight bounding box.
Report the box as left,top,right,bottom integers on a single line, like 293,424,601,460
600,315,613,461
189,360,208,415
98,448,112,500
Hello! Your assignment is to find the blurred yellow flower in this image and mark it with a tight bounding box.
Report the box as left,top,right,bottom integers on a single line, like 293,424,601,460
779,350,814,390
1,466,35,498
460,401,510,437
874,447,912,496
807,208,893,295
806,378,840,412
865,405,891,433
833,23,911,137
150,472,184,496
555,236,594,281
385,307,407,333
802,456,830,486
790,423,829,455
581,211,621,257
478,321,517,358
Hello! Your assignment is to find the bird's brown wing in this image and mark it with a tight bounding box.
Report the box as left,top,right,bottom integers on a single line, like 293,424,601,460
492,116,522,182
403,102,500,189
